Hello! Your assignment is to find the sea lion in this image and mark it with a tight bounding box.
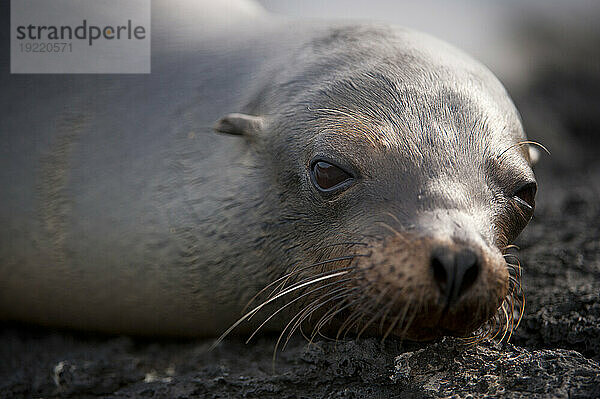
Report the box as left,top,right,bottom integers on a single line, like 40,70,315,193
0,0,538,341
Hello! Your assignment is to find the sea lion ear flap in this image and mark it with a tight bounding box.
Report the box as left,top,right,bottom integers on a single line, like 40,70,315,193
213,113,265,138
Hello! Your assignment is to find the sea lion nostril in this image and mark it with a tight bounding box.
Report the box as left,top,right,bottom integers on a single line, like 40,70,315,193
431,248,453,302
431,247,480,306
432,257,448,292
455,249,480,299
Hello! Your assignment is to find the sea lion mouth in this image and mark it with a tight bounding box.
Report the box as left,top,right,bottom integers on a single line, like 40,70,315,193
351,283,518,343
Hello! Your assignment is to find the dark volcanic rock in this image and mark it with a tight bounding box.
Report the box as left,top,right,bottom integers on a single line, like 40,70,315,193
391,339,600,398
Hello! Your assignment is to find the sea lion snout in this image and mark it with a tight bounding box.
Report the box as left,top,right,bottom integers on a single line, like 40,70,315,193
352,233,509,340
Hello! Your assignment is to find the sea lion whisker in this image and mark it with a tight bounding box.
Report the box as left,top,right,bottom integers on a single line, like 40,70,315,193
506,304,515,343
316,329,337,342
335,294,373,340
348,285,390,337
462,327,486,345
243,265,313,313
515,296,526,331
393,299,419,342
243,255,362,312
377,301,396,335
505,265,523,285
245,279,353,344
281,287,360,352
378,288,406,334
307,290,367,344
382,211,407,232
327,293,372,340
481,319,498,344
511,257,523,278
347,299,379,339
270,253,363,284
497,140,550,161
248,268,357,320
265,255,361,295
490,313,502,338
490,312,505,342
272,288,348,362
478,321,495,343
300,284,355,330
506,294,518,342
344,295,393,338
211,270,349,349
267,258,353,302
382,299,412,343
494,302,510,343
507,276,520,293
465,316,494,345
375,221,407,241
341,308,367,340
312,286,354,328
300,323,324,347
260,265,359,312
353,286,392,338
342,287,386,340
288,285,359,342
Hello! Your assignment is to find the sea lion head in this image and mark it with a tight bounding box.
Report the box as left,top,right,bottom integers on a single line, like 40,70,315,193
215,25,537,342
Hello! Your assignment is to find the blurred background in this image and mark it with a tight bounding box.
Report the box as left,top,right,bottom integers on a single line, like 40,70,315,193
257,0,597,87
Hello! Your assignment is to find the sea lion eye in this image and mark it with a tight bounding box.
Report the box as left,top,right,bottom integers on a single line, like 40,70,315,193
311,161,353,191
512,182,537,210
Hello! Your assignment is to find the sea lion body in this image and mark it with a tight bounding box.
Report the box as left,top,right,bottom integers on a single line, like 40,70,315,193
0,1,535,339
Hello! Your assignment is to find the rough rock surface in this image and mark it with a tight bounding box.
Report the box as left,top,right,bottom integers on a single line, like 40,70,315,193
2,14,600,399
